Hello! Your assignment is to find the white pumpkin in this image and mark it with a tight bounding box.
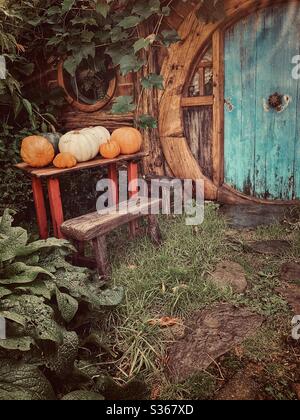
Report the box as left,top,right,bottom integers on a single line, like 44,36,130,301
81,126,110,146
59,130,100,162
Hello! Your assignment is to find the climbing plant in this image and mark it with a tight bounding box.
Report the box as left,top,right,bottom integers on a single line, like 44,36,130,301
0,0,225,214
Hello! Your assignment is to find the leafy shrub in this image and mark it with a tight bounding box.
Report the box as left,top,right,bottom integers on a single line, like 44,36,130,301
0,209,124,400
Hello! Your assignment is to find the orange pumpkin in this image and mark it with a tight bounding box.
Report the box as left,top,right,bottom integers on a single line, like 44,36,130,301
53,152,77,169
111,127,142,155
21,136,55,168
100,140,121,159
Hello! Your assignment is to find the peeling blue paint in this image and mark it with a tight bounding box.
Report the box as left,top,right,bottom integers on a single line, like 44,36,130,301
224,4,300,200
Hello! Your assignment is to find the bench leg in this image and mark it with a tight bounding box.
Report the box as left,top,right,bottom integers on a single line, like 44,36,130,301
32,177,48,240
92,236,110,279
148,215,162,247
47,178,64,239
128,161,139,237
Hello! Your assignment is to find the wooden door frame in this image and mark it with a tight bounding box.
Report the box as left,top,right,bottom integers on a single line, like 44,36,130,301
159,0,300,205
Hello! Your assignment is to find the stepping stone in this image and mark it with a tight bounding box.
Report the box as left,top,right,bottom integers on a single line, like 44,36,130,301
281,262,300,284
167,304,264,382
220,204,291,229
209,261,248,294
216,369,260,400
246,240,291,256
277,284,300,314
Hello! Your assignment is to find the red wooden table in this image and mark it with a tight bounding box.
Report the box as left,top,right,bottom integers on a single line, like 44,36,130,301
15,152,147,239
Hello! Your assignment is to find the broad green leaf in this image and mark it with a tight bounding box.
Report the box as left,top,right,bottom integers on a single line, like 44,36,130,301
118,16,141,29
133,38,150,54
56,288,78,323
0,336,35,352
0,209,15,234
0,287,12,299
0,262,54,285
16,282,52,300
44,331,79,377
141,73,164,90
62,391,104,400
62,0,75,13
0,360,55,400
0,226,28,261
1,295,63,344
112,96,136,114
0,311,26,327
16,238,75,258
96,0,109,18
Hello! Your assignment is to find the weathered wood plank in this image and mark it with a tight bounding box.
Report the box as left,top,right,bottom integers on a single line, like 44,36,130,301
15,152,148,179
212,29,225,186
158,0,300,202
224,4,300,200
92,235,110,278
61,198,161,241
183,106,213,179
181,96,214,107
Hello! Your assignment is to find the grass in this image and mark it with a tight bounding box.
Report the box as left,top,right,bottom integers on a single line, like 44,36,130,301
96,204,299,399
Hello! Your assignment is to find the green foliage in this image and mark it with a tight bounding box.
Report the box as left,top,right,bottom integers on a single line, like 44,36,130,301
0,209,123,400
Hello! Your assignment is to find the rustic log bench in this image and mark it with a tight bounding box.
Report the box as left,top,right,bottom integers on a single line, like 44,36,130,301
61,197,162,279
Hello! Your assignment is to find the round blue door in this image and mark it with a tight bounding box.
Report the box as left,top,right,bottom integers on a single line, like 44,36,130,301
224,3,300,200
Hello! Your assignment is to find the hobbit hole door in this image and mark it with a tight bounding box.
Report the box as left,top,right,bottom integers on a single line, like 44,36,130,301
224,4,300,200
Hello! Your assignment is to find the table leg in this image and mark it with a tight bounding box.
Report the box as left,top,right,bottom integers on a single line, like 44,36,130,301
47,178,64,239
128,161,139,237
32,177,48,240
108,163,119,207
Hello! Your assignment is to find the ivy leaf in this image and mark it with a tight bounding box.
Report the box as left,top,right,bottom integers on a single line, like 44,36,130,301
81,31,94,43
119,54,145,75
138,115,158,129
133,38,150,54
118,16,141,29
162,6,171,16
22,98,33,117
96,0,110,19
141,74,164,90
112,96,136,114
161,29,181,47
62,0,76,13
132,0,161,18
64,55,81,76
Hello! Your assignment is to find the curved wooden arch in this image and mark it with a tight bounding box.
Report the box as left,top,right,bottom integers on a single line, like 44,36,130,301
57,62,116,113
159,0,300,204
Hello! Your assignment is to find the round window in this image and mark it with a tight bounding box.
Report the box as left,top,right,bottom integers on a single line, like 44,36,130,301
58,54,116,112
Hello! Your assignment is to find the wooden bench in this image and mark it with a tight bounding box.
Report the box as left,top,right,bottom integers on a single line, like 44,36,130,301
61,198,162,279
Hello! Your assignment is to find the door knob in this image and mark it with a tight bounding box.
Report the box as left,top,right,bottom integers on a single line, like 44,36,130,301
263,93,291,113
